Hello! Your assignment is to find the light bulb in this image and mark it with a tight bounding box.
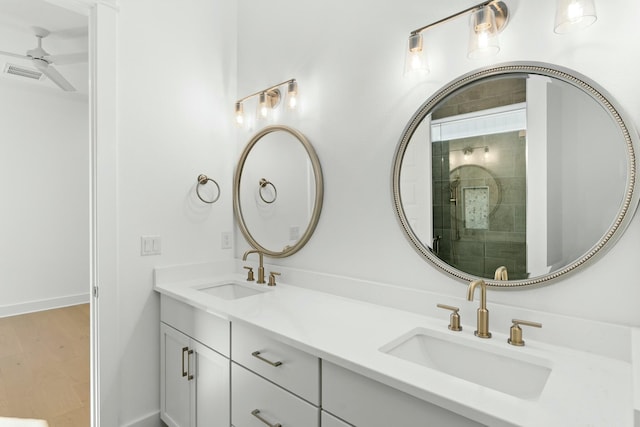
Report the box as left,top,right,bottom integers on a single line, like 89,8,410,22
567,1,584,21
477,31,490,49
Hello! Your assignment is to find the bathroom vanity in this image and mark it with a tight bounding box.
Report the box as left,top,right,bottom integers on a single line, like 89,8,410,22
155,264,637,427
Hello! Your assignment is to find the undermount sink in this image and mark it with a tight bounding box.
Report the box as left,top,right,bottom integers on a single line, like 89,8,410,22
380,327,552,399
196,282,268,300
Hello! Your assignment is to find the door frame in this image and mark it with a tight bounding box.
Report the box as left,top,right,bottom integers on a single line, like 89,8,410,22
46,1,119,425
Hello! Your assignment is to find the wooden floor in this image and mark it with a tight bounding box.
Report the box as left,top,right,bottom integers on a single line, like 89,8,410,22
0,304,90,427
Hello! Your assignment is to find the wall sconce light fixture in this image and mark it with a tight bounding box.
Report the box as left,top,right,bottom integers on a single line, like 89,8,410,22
463,147,473,161
234,78,298,127
554,0,597,34
405,0,598,74
455,145,490,162
405,0,509,74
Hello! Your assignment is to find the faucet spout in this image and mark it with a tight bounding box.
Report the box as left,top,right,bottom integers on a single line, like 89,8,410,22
242,249,265,284
467,279,491,338
467,279,486,309
494,266,508,281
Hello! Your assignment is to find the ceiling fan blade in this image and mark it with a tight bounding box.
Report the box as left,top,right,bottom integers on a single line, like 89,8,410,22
32,59,76,92
50,26,89,39
46,52,88,65
0,50,29,60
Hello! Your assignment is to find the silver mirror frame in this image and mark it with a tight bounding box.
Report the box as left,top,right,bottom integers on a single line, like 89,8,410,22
234,125,324,258
392,62,639,287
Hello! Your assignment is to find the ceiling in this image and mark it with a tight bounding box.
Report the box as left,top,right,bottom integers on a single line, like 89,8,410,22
0,0,88,97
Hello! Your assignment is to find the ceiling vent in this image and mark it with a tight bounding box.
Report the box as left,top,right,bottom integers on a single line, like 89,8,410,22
3,63,44,81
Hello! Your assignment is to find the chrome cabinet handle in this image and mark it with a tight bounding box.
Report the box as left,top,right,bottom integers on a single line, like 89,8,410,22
251,409,282,427
181,347,189,377
187,349,194,380
251,350,282,367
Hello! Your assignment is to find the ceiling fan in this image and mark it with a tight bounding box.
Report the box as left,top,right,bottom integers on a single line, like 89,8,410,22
0,26,87,92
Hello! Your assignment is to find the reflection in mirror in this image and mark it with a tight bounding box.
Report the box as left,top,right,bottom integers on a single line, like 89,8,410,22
234,125,323,257
393,63,638,287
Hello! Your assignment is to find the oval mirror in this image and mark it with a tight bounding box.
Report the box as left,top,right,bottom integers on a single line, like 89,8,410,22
393,62,639,287
234,125,324,257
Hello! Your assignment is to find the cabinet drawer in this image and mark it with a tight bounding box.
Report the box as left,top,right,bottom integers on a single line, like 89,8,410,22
323,361,484,427
232,363,319,427
321,411,352,427
161,294,230,357
232,322,320,404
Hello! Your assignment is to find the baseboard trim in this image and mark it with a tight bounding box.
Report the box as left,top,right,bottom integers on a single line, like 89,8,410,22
121,411,162,427
0,293,90,318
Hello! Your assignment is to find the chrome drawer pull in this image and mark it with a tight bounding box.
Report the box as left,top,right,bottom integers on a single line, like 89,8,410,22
251,409,282,427
251,350,282,367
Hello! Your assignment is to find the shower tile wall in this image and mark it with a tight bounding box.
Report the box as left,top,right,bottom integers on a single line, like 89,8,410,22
432,77,526,120
432,78,528,279
434,133,527,279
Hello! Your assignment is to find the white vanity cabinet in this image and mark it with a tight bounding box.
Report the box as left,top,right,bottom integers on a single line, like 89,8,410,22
160,295,231,427
231,322,320,426
322,361,484,427
321,411,352,427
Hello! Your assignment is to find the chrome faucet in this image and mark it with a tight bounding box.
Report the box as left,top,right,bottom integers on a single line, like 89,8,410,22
242,249,265,284
467,279,491,338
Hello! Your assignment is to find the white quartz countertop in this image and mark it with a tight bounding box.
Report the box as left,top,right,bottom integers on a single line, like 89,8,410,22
155,273,635,427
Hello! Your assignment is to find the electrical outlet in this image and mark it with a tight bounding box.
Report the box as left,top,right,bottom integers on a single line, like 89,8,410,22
221,232,232,249
289,226,300,241
141,235,161,256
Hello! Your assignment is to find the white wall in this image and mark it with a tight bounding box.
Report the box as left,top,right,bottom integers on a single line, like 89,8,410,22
0,79,89,316
112,0,640,424
115,0,237,424
235,0,640,326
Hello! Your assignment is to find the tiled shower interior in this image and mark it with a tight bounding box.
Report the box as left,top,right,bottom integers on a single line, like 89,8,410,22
431,78,528,279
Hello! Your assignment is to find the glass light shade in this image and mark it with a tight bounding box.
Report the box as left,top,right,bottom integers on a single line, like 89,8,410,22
234,102,244,126
404,33,429,75
286,80,298,110
256,92,270,121
468,6,500,59
554,0,597,34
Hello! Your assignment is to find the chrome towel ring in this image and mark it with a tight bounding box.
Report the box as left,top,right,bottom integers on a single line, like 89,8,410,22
259,178,277,204
196,174,220,204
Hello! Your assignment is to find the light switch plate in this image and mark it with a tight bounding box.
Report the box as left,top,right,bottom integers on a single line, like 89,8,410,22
141,235,161,256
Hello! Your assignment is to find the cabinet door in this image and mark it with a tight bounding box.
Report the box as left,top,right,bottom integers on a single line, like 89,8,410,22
161,323,192,427
191,340,230,427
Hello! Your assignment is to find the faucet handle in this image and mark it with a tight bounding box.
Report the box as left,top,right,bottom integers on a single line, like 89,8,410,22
436,304,462,331
243,266,255,282
268,271,280,287
508,319,542,346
